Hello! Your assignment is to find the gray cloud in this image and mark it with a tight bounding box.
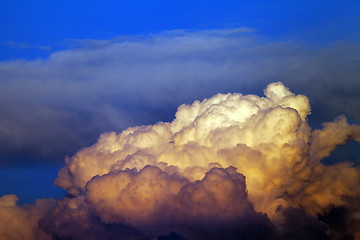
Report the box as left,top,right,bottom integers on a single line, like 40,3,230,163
0,28,359,165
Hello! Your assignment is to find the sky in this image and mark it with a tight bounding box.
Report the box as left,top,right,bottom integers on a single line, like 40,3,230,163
1,1,360,239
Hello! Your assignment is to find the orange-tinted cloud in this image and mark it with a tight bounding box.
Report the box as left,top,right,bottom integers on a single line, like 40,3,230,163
0,195,54,240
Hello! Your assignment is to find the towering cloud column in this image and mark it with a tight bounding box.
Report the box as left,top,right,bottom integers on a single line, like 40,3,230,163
50,82,360,239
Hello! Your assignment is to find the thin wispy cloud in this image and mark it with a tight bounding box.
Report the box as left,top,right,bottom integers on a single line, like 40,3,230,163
5,41,51,50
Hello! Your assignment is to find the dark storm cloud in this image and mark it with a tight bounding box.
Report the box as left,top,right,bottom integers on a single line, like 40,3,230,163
0,28,359,165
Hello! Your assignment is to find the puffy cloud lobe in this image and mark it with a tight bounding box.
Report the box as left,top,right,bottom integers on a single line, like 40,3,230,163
0,195,55,240
49,166,273,240
310,115,360,161
85,166,255,227
85,165,187,225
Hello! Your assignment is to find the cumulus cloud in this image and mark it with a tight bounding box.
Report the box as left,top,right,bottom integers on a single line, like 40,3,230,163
0,194,55,240
1,82,353,239
44,166,273,240
0,28,359,165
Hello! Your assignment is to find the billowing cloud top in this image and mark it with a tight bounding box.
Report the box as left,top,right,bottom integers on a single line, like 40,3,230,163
2,82,360,240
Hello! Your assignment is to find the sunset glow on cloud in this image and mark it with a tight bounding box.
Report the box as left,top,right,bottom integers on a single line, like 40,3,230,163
2,82,359,239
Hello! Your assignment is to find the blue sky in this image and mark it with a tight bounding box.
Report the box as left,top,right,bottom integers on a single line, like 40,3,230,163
1,0,359,60
0,0,360,204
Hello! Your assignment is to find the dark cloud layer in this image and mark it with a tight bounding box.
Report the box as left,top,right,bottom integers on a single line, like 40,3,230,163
0,28,359,166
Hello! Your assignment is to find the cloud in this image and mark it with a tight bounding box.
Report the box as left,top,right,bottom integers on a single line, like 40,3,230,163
1,82,360,239
0,195,55,240
310,115,360,161
5,41,51,50
44,166,274,240
0,28,359,166
1,82,352,239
